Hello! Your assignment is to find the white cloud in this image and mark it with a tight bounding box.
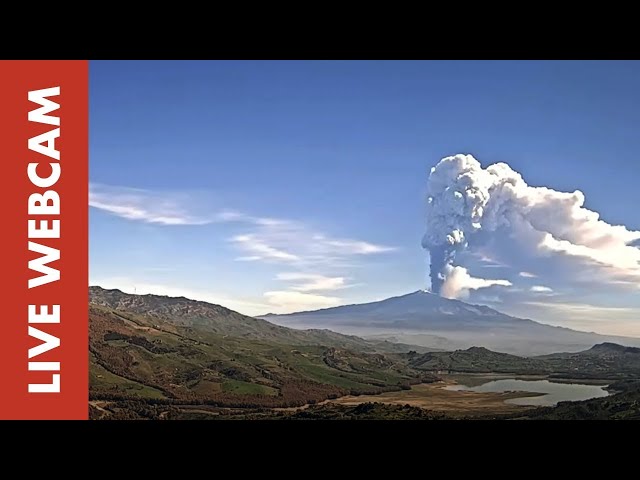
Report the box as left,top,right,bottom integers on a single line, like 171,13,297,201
263,290,341,313
276,273,350,292
91,183,396,317
530,285,553,293
91,276,347,317
90,183,395,269
228,217,396,269
89,184,212,225
524,300,635,314
324,240,396,254
230,234,300,262
440,265,512,299
519,271,537,278
517,300,640,337
89,184,290,228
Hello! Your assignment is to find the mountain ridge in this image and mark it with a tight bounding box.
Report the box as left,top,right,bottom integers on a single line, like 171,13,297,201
89,286,433,354
407,341,640,378
86,286,640,419
260,290,640,356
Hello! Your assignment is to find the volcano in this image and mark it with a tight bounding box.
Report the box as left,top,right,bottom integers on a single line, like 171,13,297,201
260,290,640,356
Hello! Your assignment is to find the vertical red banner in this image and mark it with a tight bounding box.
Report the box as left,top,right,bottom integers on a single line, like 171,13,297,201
0,61,88,419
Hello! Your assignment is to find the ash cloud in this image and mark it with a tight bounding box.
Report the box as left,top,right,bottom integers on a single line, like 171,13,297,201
423,154,640,298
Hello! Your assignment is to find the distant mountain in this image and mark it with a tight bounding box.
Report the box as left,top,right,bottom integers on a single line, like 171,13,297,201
261,290,640,356
264,290,521,327
89,286,430,354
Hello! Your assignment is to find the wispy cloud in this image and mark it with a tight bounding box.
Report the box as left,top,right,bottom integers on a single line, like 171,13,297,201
90,183,397,314
89,184,215,225
89,184,286,228
524,300,636,314
89,184,396,267
231,234,300,262
276,273,352,292
224,210,395,312
322,239,396,254
228,218,396,269
519,271,537,278
263,290,341,313
518,300,640,337
530,285,553,293
90,276,346,316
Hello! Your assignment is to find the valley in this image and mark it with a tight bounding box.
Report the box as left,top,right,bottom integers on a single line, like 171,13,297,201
88,287,640,420
328,379,541,416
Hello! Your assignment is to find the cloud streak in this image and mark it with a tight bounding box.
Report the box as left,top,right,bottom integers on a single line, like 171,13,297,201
228,215,396,269
263,290,341,313
530,285,553,293
89,184,213,225
515,300,640,337
323,239,396,254
231,234,300,262
90,183,397,313
519,271,536,278
90,184,395,266
276,273,352,292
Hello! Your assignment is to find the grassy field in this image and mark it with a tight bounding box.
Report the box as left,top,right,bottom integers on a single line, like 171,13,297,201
329,380,540,417
90,355,166,399
89,304,432,411
88,288,640,420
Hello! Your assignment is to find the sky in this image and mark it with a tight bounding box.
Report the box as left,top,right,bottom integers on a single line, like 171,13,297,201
89,60,640,337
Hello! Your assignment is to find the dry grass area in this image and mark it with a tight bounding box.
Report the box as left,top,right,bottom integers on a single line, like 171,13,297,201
329,380,541,417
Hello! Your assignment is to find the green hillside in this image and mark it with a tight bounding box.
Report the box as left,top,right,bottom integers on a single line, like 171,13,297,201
89,304,434,412
407,346,548,374
89,286,428,354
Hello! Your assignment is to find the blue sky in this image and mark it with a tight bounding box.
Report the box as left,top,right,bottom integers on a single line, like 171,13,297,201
89,61,640,336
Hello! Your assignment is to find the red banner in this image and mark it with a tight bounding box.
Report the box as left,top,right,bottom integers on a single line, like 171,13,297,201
0,61,88,419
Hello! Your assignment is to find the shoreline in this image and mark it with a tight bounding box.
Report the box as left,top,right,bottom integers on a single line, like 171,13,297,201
325,379,540,416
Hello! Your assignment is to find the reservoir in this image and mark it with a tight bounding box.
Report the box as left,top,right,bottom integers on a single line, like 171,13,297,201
445,377,610,406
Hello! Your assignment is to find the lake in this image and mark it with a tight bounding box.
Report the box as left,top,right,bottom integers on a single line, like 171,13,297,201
445,378,610,406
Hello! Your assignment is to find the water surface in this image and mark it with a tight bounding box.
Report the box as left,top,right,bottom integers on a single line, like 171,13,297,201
446,378,609,406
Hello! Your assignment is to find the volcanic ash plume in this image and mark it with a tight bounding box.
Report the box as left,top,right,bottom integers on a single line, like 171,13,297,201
422,153,640,297
422,153,494,294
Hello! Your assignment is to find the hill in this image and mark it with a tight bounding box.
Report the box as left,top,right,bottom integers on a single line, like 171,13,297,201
88,286,640,420
89,286,430,354
262,290,640,356
405,342,640,379
407,346,548,374
88,289,437,415
539,342,640,380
